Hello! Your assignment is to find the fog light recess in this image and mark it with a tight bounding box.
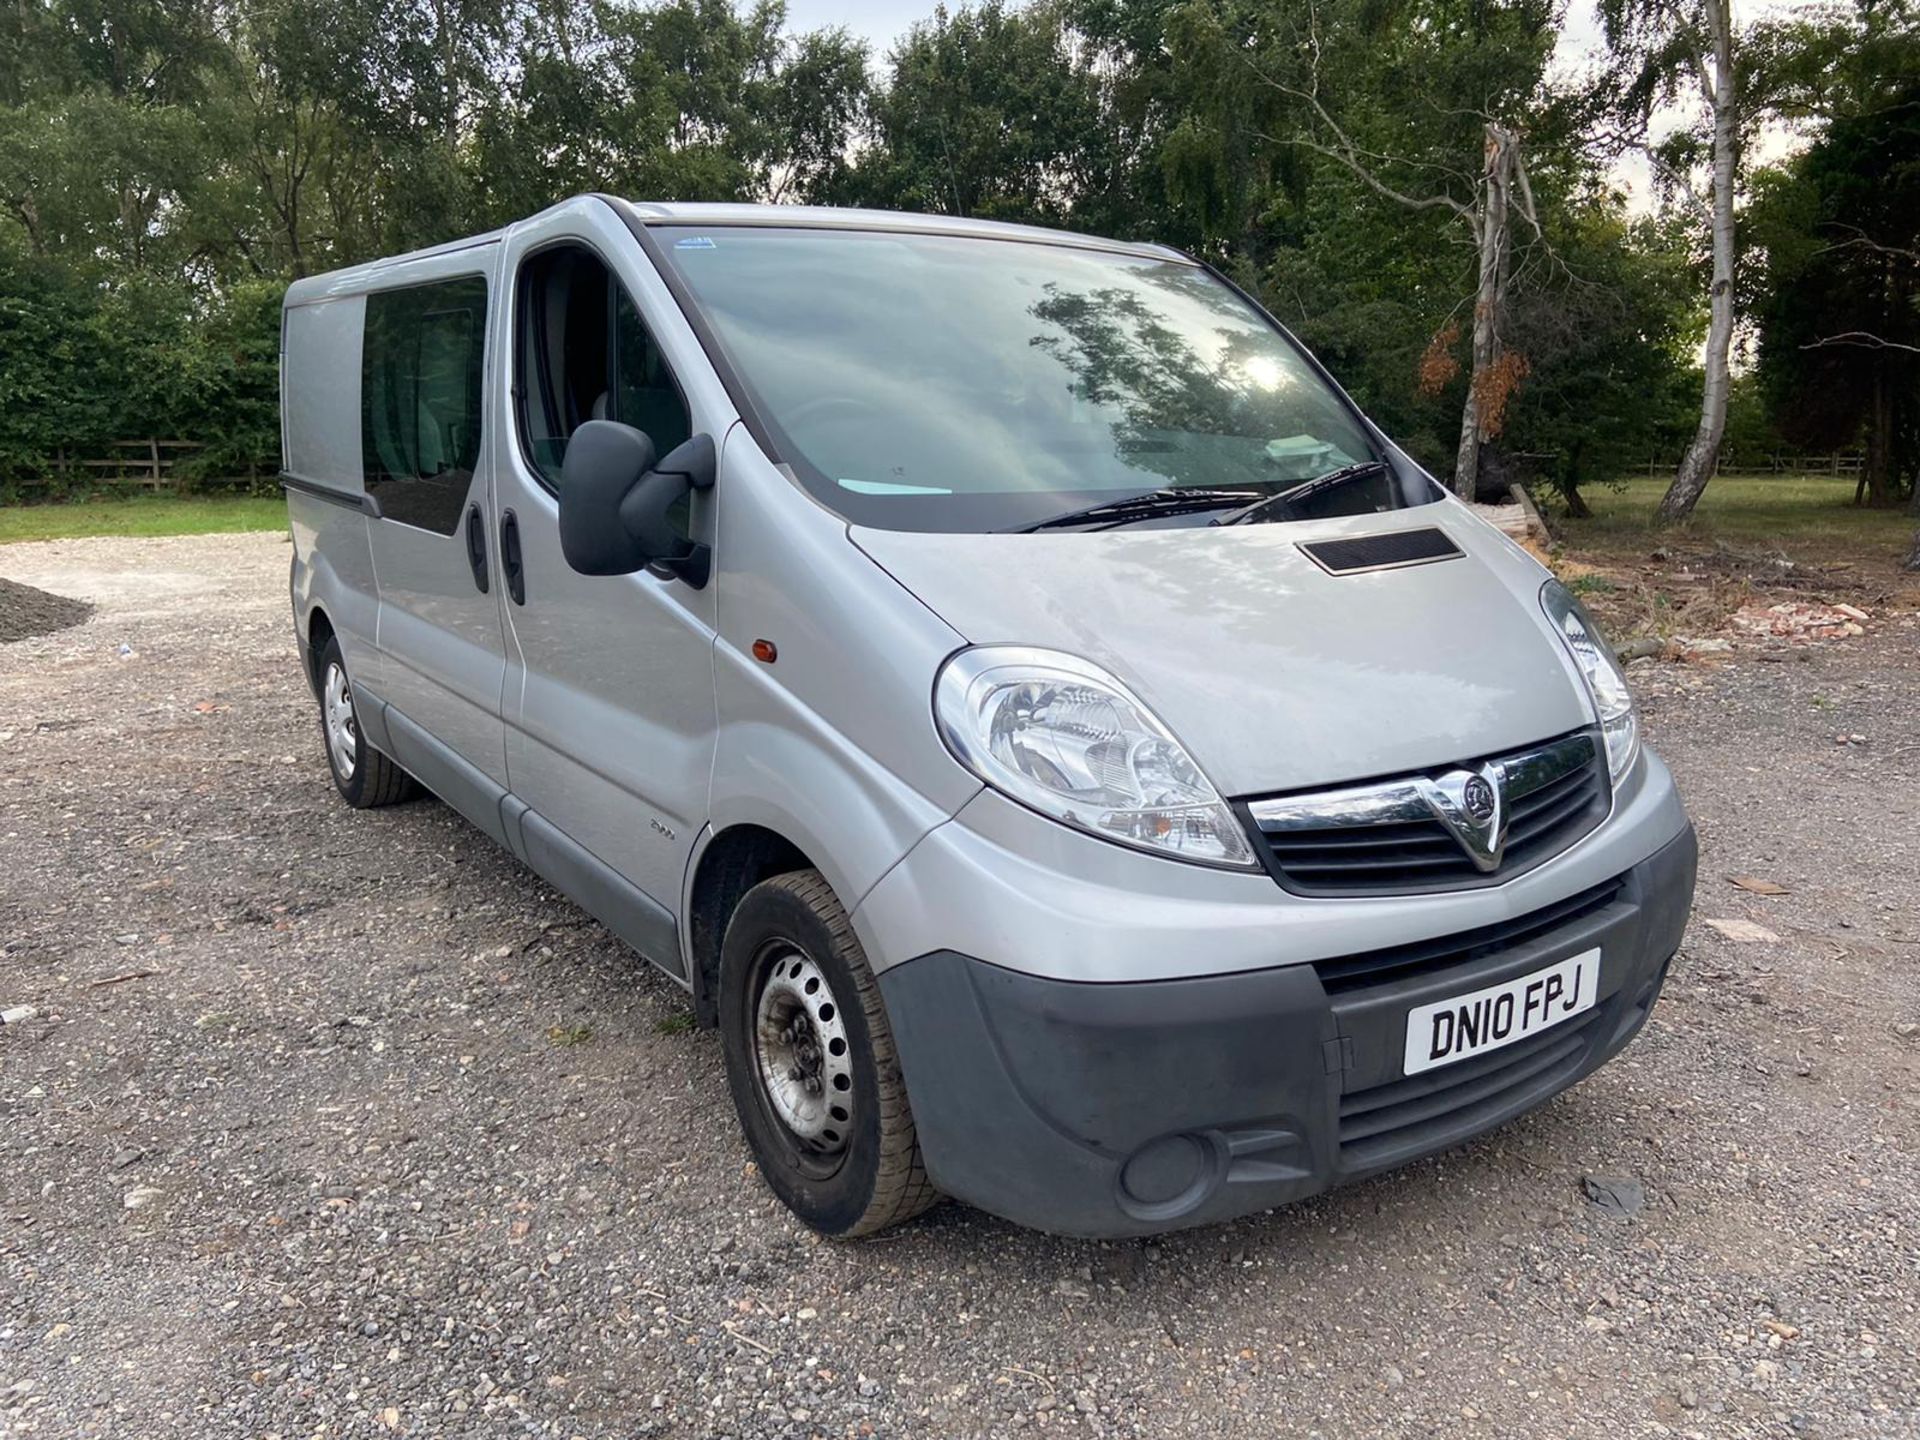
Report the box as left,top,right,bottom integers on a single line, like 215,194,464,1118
1117,1133,1223,1221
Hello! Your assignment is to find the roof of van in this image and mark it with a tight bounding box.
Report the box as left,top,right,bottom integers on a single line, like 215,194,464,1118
614,200,1184,261
284,198,1184,306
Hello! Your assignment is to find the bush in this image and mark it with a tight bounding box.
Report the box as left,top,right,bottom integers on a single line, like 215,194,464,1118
166,280,285,492
0,243,283,496
0,251,120,494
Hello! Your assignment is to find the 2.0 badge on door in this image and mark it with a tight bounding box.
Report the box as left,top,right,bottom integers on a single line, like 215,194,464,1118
1402,949,1600,1076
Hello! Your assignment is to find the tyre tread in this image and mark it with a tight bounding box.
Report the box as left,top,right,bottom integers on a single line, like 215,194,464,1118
755,870,939,1236
315,637,417,809
354,742,416,808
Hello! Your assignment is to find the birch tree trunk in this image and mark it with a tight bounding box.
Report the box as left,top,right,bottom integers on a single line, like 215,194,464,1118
1452,124,1516,499
1275,93,1530,501
1658,0,1736,524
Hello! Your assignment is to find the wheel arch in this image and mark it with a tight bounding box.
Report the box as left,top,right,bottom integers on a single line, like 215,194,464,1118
683,823,815,1028
304,604,337,692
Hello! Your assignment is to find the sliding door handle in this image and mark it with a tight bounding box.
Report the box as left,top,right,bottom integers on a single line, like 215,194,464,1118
501,509,525,605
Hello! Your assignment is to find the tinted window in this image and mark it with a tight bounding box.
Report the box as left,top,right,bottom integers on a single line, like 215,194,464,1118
515,245,690,489
615,290,690,456
656,227,1387,533
361,275,488,533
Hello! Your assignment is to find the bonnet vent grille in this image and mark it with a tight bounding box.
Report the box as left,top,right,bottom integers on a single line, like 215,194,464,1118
1298,528,1463,575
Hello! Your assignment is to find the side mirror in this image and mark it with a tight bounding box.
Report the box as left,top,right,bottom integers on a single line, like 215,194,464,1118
557,421,716,585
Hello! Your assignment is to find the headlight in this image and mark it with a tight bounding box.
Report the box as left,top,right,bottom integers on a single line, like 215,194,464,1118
1541,580,1639,781
934,646,1256,868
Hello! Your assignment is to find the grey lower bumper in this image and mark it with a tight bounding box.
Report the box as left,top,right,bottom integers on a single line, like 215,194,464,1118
879,824,1697,1238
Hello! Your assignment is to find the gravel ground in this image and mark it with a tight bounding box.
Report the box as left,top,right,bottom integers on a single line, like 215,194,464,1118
2,531,1916,1440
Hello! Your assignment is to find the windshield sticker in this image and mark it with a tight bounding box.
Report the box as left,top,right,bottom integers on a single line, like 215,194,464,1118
1265,434,1336,458
673,236,717,249
837,478,954,496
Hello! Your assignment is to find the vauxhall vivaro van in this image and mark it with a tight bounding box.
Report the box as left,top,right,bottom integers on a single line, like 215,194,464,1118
282,197,1696,1238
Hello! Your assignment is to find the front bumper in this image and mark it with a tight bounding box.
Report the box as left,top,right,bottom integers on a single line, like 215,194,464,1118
878,823,1696,1238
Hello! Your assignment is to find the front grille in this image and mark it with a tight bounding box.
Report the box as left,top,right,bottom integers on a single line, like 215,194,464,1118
1312,877,1625,995
1337,1007,1603,1169
1243,730,1610,896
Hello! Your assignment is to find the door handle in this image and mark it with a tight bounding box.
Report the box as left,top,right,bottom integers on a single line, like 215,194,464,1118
464,503,489,593
500,508,525,605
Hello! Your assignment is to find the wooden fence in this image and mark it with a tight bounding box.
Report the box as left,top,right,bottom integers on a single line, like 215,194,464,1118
1644,452,1864,477
20,440,263,492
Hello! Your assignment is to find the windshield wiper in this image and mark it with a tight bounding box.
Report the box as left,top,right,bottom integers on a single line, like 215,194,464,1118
1013,487,1263,534
1211,461,1394,527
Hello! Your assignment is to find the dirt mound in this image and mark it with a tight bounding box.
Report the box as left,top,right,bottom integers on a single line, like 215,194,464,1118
0,574,94,642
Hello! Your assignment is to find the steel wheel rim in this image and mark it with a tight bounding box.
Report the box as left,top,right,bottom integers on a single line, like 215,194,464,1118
322,661,358,780
751,943,855,1156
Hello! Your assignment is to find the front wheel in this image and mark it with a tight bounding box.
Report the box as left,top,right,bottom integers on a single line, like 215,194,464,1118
718,870,938,1236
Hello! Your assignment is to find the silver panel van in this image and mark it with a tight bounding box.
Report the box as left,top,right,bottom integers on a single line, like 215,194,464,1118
283,198,1696,1238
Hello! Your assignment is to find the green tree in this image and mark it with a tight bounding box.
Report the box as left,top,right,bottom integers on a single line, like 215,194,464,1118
764,26,872,203
0,243,121,489
476,0,870,215
0,0,217,272
1742,0,1919,571
0,0,1899,553
847,1,1109,226
1591,0,1825,523
1158,0,1566,497
1501,209,1700,514
1749,89,1920,507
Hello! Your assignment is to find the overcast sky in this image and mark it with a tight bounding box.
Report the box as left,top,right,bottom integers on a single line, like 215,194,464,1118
781,0,920,49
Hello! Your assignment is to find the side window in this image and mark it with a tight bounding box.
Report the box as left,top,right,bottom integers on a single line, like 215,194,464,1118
361,275,488,534
515,244,691,489
614,289,691,456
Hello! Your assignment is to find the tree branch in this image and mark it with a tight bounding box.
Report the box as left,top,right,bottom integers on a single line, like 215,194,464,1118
1235,3,1478,218
1802,332,1920,354
1507,132,1543,240
1590,125,1710,217
1276,129,1473,216
1810,230,1920,267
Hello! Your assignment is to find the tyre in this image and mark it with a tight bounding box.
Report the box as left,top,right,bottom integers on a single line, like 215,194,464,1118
719,870,939,1236
314,635,416,809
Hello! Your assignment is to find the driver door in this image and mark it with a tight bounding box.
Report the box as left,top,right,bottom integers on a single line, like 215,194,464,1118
489,202,729,973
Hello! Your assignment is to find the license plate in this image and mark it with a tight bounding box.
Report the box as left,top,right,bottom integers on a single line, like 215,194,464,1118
1402,949,1600,1076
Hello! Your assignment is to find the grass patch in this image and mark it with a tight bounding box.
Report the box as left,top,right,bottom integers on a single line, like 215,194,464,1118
1564,573,1616,596
1551,473,1918,642
1560,474,1912,563
0,494,287,543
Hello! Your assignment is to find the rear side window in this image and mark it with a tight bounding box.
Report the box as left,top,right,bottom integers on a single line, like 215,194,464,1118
516,245,690,488
361,275,488,533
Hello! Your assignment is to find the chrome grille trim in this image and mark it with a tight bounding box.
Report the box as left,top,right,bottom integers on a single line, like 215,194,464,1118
1248,731,1595,836
1243,730,1609,896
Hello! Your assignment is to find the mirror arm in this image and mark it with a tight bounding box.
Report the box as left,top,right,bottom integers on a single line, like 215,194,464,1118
658,547,711,588
639,433,716,588
651,432,716,492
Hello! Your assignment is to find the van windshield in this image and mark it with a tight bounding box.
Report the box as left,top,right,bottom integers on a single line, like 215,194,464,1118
655,225,1401,533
